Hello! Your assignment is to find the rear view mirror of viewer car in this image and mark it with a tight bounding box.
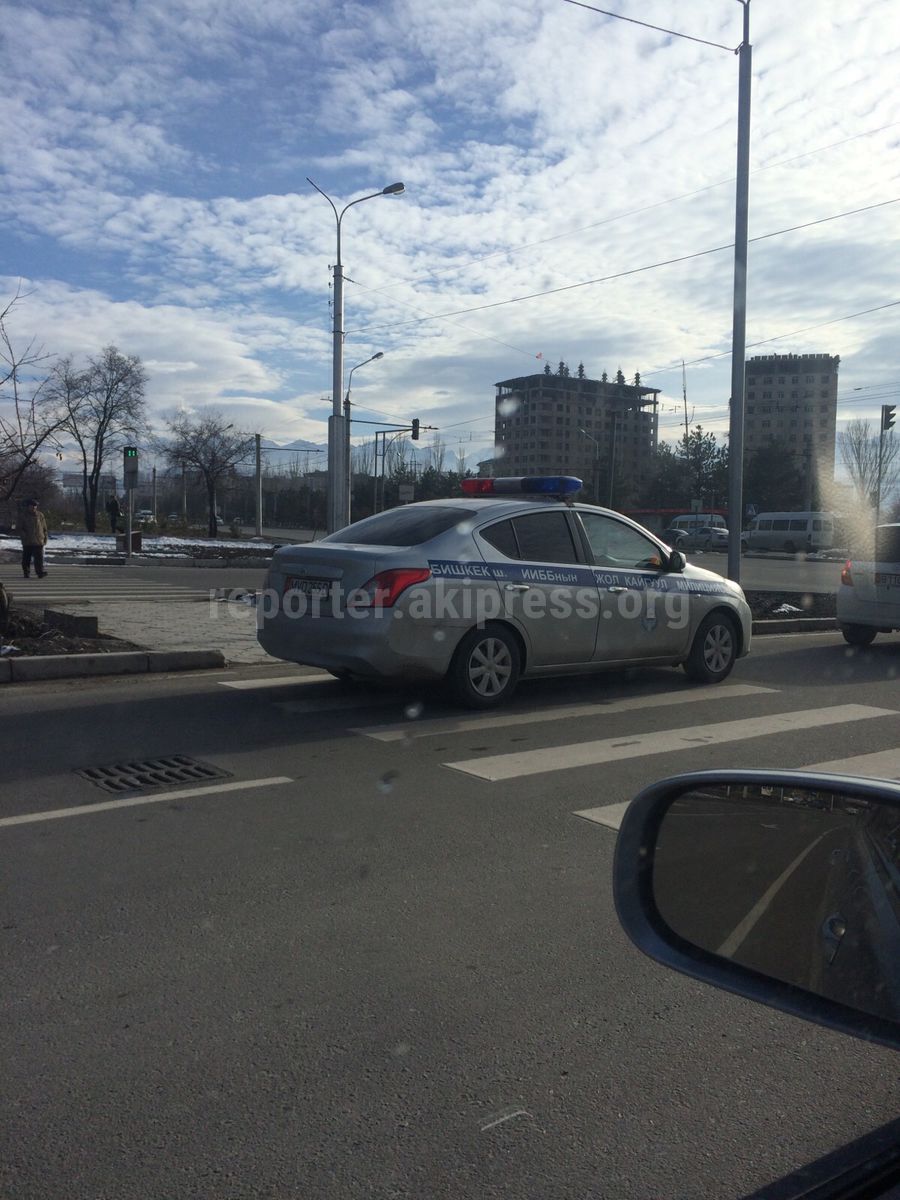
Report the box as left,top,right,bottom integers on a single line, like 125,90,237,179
614,770,900,1051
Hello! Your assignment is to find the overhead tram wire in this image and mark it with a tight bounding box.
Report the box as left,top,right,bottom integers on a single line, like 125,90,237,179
560,0,738,52
352,120,900,298
642,298,900,382
347,197,900,335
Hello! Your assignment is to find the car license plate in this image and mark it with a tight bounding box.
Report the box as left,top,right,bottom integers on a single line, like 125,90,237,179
875,572,900,588
283,576,331,599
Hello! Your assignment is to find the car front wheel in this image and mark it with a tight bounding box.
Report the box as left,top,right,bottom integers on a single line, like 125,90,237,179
841,624,877,647
449,623,521,708
684,612,738,683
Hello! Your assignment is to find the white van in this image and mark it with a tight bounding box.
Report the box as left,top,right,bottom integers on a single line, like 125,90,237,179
742,511,834,554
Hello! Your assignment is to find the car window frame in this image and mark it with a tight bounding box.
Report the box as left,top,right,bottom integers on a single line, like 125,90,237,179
572,509,669,572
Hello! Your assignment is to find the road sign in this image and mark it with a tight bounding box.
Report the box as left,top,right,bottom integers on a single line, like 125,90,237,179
398,484,415,503
123,446,139,490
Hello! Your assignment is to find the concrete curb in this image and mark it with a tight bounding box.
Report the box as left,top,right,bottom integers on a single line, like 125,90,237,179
0,648,226,683
752,617,837,635
44,555,272,569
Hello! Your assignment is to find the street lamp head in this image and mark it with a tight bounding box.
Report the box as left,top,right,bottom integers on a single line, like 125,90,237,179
372,352,384,361
382,182,405,195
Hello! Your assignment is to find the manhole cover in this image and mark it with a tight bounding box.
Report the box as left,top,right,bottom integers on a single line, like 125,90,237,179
76,755,231,795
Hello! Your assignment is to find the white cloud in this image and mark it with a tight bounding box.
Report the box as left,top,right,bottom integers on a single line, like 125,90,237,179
0,0,899,459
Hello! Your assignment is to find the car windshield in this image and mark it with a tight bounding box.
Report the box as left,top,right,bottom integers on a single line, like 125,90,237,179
4,5,900,1200
321,506,477,546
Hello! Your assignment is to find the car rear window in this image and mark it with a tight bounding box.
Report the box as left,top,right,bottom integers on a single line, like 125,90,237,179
481,519,519,558
323,506,478,546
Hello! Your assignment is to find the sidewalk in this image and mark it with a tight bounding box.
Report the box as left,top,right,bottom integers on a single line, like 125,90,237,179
13,593,271,666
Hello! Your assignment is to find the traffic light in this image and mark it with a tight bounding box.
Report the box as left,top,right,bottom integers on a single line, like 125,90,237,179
882,404,896,432
411,418,420,441
123,445,139,490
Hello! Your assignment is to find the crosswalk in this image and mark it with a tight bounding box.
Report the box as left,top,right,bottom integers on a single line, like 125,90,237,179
220,672,900,830
1,564,210,603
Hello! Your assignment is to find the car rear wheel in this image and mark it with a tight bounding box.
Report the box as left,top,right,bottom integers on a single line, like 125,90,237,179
841,624,877,647
449,623,521,708
684,612,738,684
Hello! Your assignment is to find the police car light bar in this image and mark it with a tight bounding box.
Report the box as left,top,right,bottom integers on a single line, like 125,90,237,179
461,476,582,497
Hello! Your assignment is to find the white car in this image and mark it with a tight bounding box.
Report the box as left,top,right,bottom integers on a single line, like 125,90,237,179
836,523,900,645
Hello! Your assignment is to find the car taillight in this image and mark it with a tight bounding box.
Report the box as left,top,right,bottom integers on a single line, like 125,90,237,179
353,568,431,608
840,560,853,587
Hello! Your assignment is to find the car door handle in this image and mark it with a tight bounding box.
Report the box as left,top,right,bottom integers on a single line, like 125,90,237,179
606,586,628,593
504,584,531,592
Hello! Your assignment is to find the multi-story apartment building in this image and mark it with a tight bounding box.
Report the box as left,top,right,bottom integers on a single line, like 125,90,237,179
493,367,660,504
744,353,839,504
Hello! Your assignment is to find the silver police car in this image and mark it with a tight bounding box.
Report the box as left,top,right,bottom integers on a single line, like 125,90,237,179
257,476,752,708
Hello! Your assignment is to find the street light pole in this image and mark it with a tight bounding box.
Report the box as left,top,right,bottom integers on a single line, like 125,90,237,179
727,0,752,584
344,351,384,524
578,428,601,504
307,179,404,534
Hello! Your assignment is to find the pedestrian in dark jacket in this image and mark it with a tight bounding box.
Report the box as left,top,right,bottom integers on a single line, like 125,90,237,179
106,495,121,534
20,499,48,579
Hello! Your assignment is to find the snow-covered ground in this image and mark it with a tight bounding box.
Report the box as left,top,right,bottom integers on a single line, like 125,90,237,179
0,533,274,557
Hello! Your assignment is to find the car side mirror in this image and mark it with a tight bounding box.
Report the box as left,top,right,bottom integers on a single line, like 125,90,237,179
666,549,686,572
614,770,900,1050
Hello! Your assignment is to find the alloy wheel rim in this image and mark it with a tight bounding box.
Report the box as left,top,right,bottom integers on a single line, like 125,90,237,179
468,638,513,696
703,624,733,673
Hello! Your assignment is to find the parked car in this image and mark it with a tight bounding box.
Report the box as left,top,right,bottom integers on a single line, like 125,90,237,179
664,525,729,553
837,522,900,645
258,475,752,708
134,509,155,524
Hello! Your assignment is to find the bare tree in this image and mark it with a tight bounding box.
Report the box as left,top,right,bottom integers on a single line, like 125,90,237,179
48,346,148,530
159,411,254,537
839,418,900,511
429,433,446,475
0,290,63,502
352,438,375,476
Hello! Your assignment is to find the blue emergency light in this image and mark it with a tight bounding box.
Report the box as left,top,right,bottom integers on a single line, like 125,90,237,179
461,476,582,497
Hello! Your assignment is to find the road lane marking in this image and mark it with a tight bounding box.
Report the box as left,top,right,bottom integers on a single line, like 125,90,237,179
446,705,897,782
803,748,900,781
220,674,332,690
356,684,778,742
0,777,293,829
574,801,631,830
716,832,832,958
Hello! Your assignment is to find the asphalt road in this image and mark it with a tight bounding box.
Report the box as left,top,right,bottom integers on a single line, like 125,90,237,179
2,632,899,1199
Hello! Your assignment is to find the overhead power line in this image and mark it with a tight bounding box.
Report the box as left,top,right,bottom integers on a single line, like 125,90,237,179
354,120,900,298
644,298,900,382
561,0,738,53
349,197,900,335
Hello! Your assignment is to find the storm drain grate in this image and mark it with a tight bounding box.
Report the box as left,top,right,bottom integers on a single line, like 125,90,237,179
76,755,232,796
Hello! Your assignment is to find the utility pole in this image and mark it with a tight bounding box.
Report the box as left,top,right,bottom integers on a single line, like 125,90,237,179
255,433,263,537
151,466,157,519
726,0,752,584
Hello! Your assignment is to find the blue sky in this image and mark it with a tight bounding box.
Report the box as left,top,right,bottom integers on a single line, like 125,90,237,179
2,0,900,469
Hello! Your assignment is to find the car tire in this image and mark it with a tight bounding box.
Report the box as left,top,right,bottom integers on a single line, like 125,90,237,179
840,624,877,647
703,538,712,552
449,623,521,709
674,536,685,550
684,612,738,684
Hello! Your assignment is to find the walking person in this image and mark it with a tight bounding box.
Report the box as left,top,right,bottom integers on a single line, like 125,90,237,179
106,494,121,534
20,499,48,579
